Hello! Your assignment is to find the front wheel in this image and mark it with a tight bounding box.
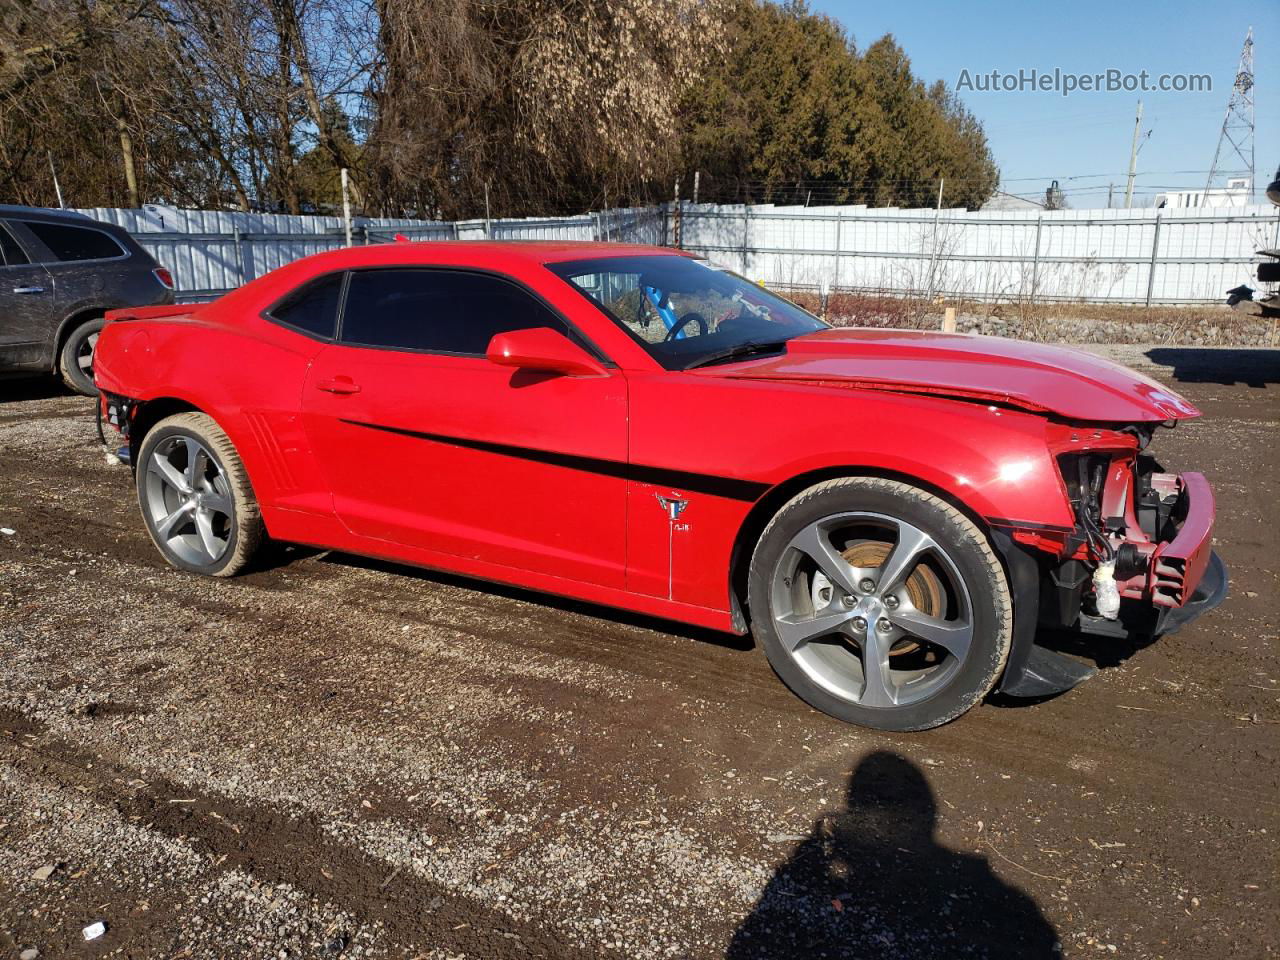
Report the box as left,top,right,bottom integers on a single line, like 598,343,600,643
747,477,1012,731
136,412,263,576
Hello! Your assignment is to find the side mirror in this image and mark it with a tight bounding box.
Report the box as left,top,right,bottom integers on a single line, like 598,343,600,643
486,328,607,378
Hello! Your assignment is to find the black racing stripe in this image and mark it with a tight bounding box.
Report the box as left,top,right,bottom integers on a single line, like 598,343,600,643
338,418,768,502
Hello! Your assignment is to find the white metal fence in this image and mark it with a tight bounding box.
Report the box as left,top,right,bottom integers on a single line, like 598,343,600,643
73,206,450,300
675,203,1280,305
73,201,1278,305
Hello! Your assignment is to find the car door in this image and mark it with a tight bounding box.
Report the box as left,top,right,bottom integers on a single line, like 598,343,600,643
300,266,629,589
18,218,128,354
0,221,55,369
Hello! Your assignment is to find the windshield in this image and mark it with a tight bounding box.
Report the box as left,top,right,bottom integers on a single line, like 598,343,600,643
546,255,828,369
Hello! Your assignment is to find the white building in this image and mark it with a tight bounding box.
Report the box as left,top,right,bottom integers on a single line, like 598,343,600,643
1155,177,1252,209
979,190,1044,211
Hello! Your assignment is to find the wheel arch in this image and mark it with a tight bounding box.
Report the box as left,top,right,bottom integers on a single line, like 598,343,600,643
727,465,998,633
127,396,206,467
51,306,114,370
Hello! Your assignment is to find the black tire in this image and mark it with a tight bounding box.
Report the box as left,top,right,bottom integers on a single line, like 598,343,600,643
747,477,1012,731
135,412,263,577
59,316,106,396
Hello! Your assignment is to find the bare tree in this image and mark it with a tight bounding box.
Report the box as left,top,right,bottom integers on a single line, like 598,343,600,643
367,0,726,217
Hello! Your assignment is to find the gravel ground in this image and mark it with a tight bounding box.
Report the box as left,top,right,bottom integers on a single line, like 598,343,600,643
0,344,1277,959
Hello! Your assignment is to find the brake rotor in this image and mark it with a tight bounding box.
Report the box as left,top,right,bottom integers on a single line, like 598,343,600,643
842,539,945,656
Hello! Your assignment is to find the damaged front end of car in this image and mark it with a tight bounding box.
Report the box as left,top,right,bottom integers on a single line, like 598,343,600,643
995,419,1227,698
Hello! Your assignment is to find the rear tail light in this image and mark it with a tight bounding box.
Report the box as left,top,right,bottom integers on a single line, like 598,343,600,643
152,266,174,290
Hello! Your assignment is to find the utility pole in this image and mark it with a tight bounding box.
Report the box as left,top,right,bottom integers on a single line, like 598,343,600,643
484,182,492,238
692,170,700,205
1107,182,1114,209
1125,100,1143,209
1205,27,1256,200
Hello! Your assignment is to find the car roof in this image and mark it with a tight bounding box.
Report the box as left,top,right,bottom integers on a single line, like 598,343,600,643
263,240,692,280
494,241,686,264
366,240,687,265
0,204,100,224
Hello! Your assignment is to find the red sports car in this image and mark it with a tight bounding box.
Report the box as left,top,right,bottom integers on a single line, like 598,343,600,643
94,242,1226,730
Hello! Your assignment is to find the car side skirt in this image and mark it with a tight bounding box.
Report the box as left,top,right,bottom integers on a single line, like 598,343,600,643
264,505,740,634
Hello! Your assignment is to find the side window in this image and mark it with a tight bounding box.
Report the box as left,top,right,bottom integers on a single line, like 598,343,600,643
0,222,29,266
340,269,566,355
266,272,345,339
22,221,124,262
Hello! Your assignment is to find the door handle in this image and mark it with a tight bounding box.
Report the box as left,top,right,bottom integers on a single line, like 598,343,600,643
12,286,44,294
316,376,361,395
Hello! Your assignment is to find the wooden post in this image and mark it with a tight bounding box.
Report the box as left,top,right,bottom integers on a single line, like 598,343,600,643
942,306,956,333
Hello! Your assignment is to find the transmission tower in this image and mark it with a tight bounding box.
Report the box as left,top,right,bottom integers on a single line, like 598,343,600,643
1205,27,1255,198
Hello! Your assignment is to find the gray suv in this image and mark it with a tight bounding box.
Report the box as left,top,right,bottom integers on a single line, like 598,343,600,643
0,205,175,395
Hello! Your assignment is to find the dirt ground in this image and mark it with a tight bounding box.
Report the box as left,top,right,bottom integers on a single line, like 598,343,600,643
0,345,1276,960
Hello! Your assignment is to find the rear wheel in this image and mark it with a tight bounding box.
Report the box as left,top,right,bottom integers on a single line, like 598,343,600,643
747,477,1012,731
59,316,105,396
136,413,263,576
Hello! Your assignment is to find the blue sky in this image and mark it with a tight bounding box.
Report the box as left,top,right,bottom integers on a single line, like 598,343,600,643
813,0,1277,207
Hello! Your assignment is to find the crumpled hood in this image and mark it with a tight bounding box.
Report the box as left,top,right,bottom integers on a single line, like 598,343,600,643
709,328,1200,422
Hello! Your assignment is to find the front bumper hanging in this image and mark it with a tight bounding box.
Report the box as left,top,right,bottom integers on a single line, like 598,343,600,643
1153,549,1228,635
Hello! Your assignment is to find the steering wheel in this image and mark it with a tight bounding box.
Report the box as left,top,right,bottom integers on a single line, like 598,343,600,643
664,311,709,342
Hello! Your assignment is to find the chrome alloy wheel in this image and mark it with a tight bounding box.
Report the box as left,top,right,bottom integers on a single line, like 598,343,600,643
769,512,974,708
142,435,235,566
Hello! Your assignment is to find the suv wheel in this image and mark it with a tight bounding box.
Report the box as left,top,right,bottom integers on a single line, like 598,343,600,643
748,477,1013,731
59,317,106,396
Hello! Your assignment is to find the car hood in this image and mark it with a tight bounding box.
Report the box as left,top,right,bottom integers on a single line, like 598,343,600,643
708,328,1200,422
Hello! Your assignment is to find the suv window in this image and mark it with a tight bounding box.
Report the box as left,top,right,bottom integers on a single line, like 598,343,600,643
266,271,345,339
23,221,124,262
340,269,566,355
0,222,29,266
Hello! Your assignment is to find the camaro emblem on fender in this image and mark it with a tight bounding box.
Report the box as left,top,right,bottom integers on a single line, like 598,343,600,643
655,493,689,520
655,493,690,601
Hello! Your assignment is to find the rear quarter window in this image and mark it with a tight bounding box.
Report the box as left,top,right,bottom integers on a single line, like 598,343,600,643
0,222,29,266
23,221,125,262
265,272,345,340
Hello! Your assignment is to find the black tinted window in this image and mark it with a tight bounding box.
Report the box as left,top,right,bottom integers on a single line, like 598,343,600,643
23,221,124,262
340,269,565,354
0,223,28,266
268,272,344,339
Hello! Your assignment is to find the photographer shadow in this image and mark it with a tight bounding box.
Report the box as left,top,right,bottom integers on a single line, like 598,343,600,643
728,752,1060,959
